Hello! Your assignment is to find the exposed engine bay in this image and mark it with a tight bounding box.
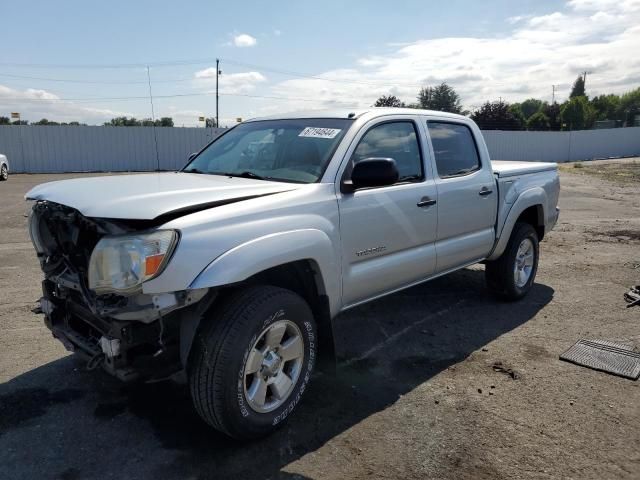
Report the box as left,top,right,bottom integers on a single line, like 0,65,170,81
29,200,210,381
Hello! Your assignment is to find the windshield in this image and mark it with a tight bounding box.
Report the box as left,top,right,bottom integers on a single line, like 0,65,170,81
183,118,354,183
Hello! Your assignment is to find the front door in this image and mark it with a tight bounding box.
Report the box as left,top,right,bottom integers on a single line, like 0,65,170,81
337,118,438,307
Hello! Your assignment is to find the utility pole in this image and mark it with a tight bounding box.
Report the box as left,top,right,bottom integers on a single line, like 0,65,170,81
216,58,220,128
552,85,557,104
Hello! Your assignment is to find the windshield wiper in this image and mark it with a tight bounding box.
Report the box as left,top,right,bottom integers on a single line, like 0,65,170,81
183,168,208,174
223,171,266,180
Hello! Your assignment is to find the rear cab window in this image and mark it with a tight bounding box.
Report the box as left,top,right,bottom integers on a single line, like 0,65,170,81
427,121,481,178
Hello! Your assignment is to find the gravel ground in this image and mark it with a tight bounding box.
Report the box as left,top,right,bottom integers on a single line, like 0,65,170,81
1,162,639,480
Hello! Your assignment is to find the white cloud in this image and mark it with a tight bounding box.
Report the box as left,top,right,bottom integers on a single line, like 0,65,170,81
0,84,126,123
274,29,282,37
265,0,640,113
194,69,267,94
232,33,257,47
506,15,529,24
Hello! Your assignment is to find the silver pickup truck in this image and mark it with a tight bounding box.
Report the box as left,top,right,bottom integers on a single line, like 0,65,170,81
26,108,559,439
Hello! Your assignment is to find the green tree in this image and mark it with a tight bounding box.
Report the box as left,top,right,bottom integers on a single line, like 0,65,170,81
590,94,621,121
520,98,544,119
416,83,463,113
542,102,562,131
570,75,586,98
508,103,526,125
205,117,218,128
526,111,551,130
374,95,405,107
0,116,11,125
33,118,60,125
470,100,523,130
157,117,174,127
105,116,142,126
560,96,596,130
618,87,640,126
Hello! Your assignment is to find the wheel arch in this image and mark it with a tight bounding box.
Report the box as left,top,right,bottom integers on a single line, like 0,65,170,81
182,230,340,372
488,187,547,261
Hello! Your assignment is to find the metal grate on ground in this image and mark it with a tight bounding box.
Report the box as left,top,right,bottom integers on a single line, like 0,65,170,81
560,339,640,380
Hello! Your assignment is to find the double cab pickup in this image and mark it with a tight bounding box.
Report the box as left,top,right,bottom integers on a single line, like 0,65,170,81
26,108,559,438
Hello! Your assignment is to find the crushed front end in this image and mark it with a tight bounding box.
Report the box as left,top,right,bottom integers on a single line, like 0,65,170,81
29,200,209,382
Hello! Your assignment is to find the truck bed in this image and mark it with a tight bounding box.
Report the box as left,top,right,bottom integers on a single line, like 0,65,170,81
491,160,557,178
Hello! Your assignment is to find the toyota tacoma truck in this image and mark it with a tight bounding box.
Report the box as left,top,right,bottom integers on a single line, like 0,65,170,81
26,108,559,439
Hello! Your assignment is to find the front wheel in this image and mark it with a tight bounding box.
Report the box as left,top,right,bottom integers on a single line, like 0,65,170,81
485,222,539,300
0,165,7,181
188,286,317,439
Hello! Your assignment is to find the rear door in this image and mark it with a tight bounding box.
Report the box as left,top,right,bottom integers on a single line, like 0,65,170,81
425,119,497,272
337,116,438,307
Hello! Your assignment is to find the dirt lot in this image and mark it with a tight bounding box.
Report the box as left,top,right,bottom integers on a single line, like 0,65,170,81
1,161,639,480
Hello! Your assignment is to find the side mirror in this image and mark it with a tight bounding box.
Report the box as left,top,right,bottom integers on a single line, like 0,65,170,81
187,152,198,162
342,157,399,193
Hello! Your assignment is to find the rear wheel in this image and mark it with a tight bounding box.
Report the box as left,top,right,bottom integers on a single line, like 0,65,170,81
485,222,539,300
188,285,316,439
0,165,7,181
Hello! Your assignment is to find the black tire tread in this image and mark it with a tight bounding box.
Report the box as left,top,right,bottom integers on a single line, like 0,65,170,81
189,285,301,438
485,222,538,301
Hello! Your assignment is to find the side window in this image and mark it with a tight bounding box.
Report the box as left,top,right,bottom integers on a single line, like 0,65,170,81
427,122,480,178
351,121,423,181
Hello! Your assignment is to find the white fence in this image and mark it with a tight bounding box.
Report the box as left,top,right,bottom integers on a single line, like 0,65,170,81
482,127,640,162
1,125,639,173
0,126,225,173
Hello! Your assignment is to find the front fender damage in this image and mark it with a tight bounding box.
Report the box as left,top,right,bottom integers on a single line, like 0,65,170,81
30,199,214,382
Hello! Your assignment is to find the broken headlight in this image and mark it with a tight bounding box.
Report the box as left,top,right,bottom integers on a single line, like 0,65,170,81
28,209,45,253
88,230,178,295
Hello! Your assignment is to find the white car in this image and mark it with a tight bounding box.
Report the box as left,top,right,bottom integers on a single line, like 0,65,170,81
26,108,560,439
0,154,8,181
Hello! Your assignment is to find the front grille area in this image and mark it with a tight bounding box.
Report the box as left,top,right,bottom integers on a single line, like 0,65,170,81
30,201,103,280
31,201,184,381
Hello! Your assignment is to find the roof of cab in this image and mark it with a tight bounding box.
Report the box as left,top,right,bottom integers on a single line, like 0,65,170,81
245,107,468,122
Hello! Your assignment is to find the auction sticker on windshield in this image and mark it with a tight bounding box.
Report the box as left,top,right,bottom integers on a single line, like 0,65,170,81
298,127,342,139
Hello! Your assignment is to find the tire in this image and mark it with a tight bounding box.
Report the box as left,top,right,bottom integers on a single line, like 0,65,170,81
485,222,539,301
188,285,317,439
0,165,7,181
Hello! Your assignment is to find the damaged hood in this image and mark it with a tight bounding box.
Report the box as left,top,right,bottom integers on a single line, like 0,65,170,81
25,172,299,220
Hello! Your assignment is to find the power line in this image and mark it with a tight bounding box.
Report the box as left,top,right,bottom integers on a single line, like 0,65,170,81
0,72,194,85
0,58,219,69
0,56,531,91
0,56,453,89
0,90,326,104
220,58,428,88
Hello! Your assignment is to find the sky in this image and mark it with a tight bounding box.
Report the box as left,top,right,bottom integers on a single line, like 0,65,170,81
0,0,639,126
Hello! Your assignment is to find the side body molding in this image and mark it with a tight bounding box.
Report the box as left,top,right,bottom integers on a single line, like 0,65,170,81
189,229,342,316
487,187,548,261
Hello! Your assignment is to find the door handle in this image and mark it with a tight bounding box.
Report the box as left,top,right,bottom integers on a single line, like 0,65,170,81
417,197,437,207
479,187,493,196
